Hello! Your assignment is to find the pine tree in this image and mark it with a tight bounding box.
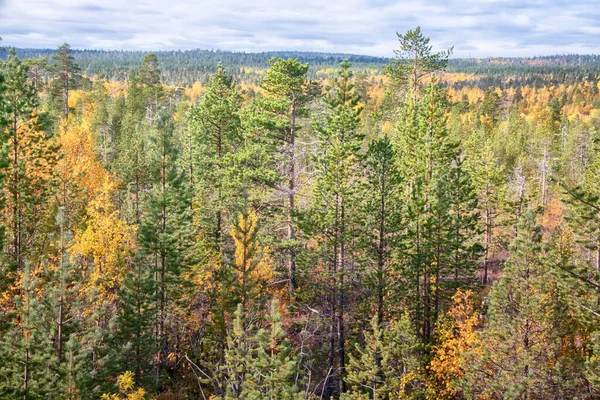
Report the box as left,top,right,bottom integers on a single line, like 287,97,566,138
460,211,588,399
222,300,305,399
114,69,154,223
362,136,402,324
187,66,244,375
0,55,8,266
397,79,479,345
51,43,81,116
305,59,363,398
0,263,62,399
342,315,420,400
138,110,193,389
0,47,59,286
385,26,452,98
465,140,506,284
138,53,163,121
189,62,242,241
258,57,314,294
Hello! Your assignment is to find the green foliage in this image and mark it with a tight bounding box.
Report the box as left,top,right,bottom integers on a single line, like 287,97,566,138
385,26,452,91
50,43,81,116
343,315,421,400
223,300,305,399
460,211,589,399
396,79,480,344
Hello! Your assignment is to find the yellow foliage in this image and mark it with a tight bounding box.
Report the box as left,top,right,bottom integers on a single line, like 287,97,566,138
231,209,273,285
57,120,107,202
57,119,136,306
71,177,136,304
68,89,84,109
185,81,205,102
428,290,481,399
230,209,275,305
104,81,127,97
101,371,146,400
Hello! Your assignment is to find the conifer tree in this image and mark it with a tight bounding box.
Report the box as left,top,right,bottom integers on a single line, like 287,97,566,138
223,300,305,399
465,140,506,284
0,264,62,399
0,47,59,281
305,59,363,397
187,65,245,394
51,43,81,116
258,57,314,293
342,315,420,400
138,110,193,389
0,57,8,255
385,26,452,98
461,211,587,399
115,69,155,223
189,62,242,242
138,53,163,121
362,136,402,324
397,78,479,345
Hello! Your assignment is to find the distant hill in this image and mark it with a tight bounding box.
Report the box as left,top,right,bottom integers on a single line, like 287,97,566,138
1,48,389,84
2,48,600,86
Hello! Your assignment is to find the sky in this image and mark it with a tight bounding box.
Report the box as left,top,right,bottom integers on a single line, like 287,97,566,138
1,0,599,58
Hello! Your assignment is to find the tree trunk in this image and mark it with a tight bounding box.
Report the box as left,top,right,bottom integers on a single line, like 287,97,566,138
288,103,297,294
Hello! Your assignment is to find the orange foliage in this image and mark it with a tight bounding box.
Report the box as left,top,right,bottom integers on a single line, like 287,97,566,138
428,290,481,399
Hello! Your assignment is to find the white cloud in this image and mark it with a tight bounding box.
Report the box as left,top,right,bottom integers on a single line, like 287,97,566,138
0,0,598,56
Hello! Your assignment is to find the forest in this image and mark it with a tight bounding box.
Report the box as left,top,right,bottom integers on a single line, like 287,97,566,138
1,27,600,399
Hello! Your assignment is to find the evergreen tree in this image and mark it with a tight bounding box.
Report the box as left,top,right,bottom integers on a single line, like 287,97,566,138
187,65,245,396
0,47,59,283
461,211,588,399
114,69,154,223
305,59,363,398
222,300,305,399
258,57,315,294
342,315,420,400
397,79,479,345
0,55,8,259
362,136,402,324
465,140,506,284
51,43,81,116
385,26,452,98
0,264,62,399
138,110,193,390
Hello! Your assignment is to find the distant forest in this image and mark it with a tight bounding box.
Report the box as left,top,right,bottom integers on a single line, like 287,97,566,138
4,47,600,86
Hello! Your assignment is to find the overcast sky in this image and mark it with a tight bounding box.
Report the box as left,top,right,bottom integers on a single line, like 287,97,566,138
1,0,599,57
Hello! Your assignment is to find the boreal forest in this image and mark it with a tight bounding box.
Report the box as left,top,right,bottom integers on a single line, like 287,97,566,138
1,27,600,399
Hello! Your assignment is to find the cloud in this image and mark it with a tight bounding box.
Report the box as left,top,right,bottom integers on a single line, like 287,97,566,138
0,0,598,57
